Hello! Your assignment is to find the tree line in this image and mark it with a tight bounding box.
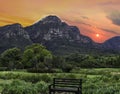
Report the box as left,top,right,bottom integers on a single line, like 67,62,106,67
0,44,120,72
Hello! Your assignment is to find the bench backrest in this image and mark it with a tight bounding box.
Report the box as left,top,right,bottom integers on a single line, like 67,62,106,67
53,78,82,88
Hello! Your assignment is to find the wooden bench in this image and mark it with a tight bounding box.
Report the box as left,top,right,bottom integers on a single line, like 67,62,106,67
49,78,82,94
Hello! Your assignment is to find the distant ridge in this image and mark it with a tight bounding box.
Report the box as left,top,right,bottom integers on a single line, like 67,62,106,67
102,36,120,53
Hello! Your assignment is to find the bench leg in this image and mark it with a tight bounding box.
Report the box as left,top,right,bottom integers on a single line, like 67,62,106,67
75,92,80,94
49,91,55,94
49,90,51,94
80,91,82,94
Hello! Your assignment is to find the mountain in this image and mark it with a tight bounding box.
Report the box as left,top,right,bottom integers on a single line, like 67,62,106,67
102,36,120,53
0,23,32,53
0,15,119,55
25,15,97,54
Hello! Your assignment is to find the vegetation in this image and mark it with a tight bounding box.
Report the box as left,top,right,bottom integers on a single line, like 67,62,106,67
0,48,22,70
0,44,120,72
1,80,48,94
0,44,120,93
0,68,119,94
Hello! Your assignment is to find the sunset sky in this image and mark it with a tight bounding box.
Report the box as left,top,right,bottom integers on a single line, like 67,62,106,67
0,0,120,43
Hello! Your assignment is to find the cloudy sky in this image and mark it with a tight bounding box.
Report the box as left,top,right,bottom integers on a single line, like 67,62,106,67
0,0,120,43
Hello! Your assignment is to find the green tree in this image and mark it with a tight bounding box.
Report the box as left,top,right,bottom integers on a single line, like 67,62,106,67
80,55,98,68
52,56,65,68
1,47,22,70
22,44,53,69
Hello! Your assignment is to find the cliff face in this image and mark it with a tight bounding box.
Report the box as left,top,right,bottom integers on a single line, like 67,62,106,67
0,23,32,52
25,15,96,54
26,16,93,42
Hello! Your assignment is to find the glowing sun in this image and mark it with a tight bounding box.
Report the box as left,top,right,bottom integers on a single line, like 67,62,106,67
96,34,100,37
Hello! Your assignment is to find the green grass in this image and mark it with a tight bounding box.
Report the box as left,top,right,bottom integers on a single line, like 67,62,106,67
0,79,13,92
0,68,119,94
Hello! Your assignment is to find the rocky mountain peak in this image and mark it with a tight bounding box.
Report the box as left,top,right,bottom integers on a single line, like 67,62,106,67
41,15,61,23
0,23,23,34
25,15,96,55
0,23,31,40
1,23,22,29
10,23,22,27
33,15,62,26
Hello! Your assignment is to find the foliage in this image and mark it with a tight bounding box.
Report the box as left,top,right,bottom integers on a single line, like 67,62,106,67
62,63,73,72
0,45,120,71
22,44,53,69
1,48,22,70
65,53,120,68
0,67,7,71
0,68,119,94
35,81,48,94
1,80,38,94
0,72,52,83
0,68,120,94
52,56,65,68
1,80,49,94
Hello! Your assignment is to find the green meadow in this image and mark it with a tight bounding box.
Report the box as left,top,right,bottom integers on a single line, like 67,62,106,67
0,68,119,94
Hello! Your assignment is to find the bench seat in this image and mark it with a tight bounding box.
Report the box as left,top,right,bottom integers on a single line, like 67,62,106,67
49,78,82,94
50,87,78,92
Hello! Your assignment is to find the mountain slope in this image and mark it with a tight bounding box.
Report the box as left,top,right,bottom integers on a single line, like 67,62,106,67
25,15,97,54
0,15,119,55
102,36,120,53
0,23,32,52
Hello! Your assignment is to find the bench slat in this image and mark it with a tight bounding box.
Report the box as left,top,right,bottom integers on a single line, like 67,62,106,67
55,82,80,85
54,85,81,88
51,88,78,92
54,80,81,82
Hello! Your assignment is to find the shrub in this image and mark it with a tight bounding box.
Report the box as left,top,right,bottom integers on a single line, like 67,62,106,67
62,64,73,72
0,67,7,71
27,68,48,73
1,80,38,94
1,80,49,94
27,68,56,73
49,68,63,73
35,81,49,94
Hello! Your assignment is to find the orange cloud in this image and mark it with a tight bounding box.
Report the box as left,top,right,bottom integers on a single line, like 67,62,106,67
0,0,120,43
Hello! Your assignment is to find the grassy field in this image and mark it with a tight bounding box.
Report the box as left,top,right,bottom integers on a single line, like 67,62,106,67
0,68,120,94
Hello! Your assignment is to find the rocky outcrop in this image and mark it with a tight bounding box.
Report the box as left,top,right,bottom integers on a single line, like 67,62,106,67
0,23,32,53
25,15,96,54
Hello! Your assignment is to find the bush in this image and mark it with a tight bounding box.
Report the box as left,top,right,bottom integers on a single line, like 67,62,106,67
27,68,63,73
1,80,38,94
62,64,73,72
27,68,47,73
35,81,49,94
0,67,7,71
1,80,49,94
27,68,54,73
50,68,63,73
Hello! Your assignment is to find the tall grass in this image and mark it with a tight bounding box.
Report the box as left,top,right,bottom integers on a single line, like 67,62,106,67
0,68,119,94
